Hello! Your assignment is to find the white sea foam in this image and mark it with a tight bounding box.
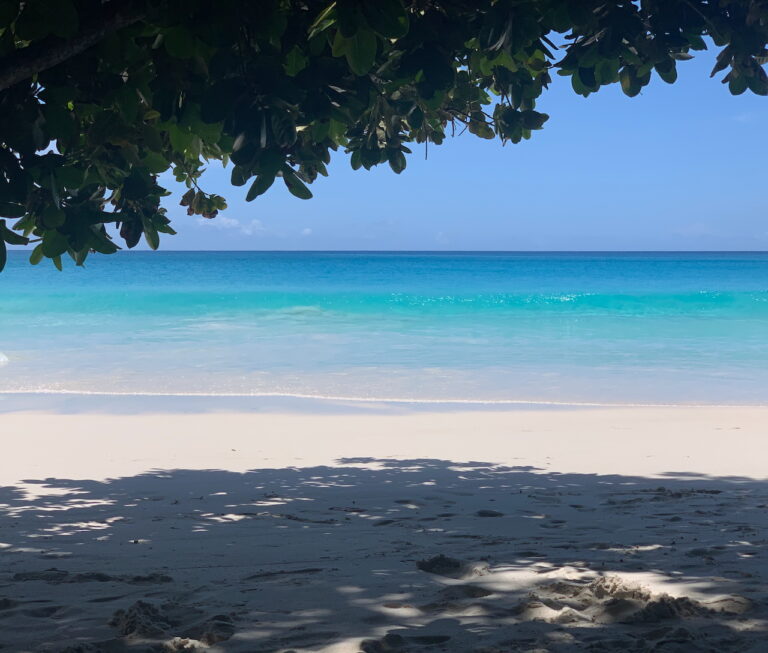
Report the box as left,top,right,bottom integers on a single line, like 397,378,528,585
0,387,763,408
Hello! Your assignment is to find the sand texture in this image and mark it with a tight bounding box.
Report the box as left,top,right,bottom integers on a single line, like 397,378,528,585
1,402,767,652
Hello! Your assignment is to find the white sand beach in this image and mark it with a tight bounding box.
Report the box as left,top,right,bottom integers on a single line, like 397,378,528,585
1,400,767,652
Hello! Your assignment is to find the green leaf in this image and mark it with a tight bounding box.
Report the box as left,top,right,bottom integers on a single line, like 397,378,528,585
75,248,89,266
728,73,748,95
142,216,160,250
13,215,35,237
42,230,69,258
169,124,194,154
52,255,63,271
0,239,6,272
93,225,121,253
0,202,25,218
312,120,331,141
29,244,44,265
141,152,170,174
246,173,276,201
230,166,249,187
387,149,406,174
284,46,308,76
328,118,347,142
571,72,590,97
620,68,641,97
194,119,224,144
332,29,349,57
520,110,549,130
686,34,707,51
143,225,160,250
309,3,336,39
345,29,377,76
282,167,313,199
156,223,177,235
360,145,381,168
655,61,678,84
595,59,619,85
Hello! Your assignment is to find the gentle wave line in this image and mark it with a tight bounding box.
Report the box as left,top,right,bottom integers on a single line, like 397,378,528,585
0,388,765,409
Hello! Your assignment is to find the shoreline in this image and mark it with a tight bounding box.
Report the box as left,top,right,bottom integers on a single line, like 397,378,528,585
2,389,768,410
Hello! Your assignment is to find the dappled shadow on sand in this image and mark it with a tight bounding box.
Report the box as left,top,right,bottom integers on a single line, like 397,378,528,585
1,459,766,652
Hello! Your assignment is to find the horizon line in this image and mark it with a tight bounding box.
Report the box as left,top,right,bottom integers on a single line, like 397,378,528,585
6,249,768,254
95,249,768,254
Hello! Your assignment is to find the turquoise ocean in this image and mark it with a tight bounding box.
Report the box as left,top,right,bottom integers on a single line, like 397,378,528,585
1,251,767,405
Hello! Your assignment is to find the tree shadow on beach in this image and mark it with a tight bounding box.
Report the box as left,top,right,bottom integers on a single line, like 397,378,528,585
1,459,766,652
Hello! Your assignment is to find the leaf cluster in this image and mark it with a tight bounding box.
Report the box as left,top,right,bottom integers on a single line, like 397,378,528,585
1,0,766,269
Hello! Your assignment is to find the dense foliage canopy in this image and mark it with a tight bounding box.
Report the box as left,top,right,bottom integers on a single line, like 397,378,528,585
0,0,766,269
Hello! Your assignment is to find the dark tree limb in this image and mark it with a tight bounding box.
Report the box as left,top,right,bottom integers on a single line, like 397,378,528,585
0,1,146,93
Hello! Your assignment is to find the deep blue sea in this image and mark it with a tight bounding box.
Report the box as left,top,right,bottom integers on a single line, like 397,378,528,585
2,251,768,404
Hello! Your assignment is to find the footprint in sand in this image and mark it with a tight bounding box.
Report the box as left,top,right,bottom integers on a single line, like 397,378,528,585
476,509,504,517
416,554,489,579
360,631,452,652
540,519,567,529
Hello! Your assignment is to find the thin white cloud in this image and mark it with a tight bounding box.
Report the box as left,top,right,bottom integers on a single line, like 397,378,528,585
242,219,266,236
300,227,313,237
196,217,266,236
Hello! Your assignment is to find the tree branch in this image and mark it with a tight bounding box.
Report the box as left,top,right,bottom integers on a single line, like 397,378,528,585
0,1,146,93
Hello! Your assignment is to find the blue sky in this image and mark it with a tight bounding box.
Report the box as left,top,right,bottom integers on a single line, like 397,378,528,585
155,49,767,251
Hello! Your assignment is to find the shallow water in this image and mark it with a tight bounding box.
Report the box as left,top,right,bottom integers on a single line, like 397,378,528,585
1,251,767,404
